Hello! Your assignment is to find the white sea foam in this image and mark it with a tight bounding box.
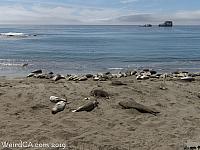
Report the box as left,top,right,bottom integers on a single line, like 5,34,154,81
0,32,29,38
1,32,24,36
108,68,123,70
0,63,22,66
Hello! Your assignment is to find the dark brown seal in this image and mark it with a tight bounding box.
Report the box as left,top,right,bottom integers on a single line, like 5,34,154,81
119,99,159,115
90,89,109,98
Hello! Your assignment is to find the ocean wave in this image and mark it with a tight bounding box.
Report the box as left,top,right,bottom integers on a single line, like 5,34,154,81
0,32,36,38
0,63,23,66
108,67,123,70
0,62,30,67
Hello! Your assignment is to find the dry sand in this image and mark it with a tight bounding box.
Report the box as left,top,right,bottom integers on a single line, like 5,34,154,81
0,75,200,150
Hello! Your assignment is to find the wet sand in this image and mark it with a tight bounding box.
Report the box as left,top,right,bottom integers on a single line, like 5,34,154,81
0,75,200,150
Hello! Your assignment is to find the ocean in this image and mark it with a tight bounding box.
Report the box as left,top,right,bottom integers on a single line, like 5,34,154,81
0,25,200,77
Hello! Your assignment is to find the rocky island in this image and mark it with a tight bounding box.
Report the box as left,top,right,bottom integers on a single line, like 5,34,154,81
159,21,173,27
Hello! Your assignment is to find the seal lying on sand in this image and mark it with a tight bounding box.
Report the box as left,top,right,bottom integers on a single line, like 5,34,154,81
49,96,67,103
119,99,159,115
90,89,109,99
72,101,99,112
52,101,67,114
31,69,42,74
52,74,65,81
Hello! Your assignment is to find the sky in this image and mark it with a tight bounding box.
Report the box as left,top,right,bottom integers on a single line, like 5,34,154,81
0,0,200,25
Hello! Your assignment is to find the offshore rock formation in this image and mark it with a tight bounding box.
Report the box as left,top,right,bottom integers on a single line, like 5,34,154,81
159,21,173,27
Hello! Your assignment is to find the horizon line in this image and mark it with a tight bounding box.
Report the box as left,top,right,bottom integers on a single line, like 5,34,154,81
0,24,200,26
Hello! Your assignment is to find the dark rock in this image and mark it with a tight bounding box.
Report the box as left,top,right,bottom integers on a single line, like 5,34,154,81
140,24,152,27
159,21,173,27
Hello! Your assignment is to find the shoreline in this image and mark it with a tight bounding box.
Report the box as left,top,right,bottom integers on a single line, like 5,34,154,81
0,67,200,79
0,68,200,149
2,67,200,80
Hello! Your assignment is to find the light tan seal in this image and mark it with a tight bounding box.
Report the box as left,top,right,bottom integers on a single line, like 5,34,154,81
52,101,67,114
72,101,99,112
49,96,67,103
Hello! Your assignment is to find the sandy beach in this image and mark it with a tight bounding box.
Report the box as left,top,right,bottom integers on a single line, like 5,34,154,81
0,71,200,150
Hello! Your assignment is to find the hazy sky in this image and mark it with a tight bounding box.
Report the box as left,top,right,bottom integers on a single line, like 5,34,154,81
0,0,200,25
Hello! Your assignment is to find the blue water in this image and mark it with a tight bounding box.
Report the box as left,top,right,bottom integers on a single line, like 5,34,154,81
0,25,200,76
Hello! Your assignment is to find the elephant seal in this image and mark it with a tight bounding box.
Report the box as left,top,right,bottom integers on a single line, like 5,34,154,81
180,76,195,82
52,101,67,114
119,99,159,115
31,69,42,74
90,89,109,98
22,63,28,67
52,74,65,81
72,101,99,112
50,96,67,103
27,73,35,78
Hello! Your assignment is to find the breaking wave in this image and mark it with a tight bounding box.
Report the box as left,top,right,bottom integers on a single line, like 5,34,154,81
0,32,36,38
